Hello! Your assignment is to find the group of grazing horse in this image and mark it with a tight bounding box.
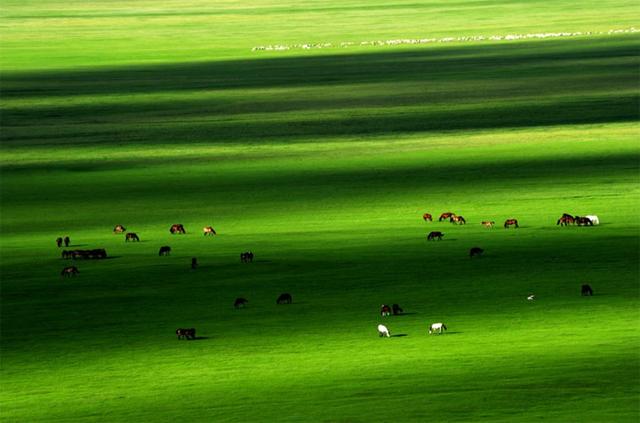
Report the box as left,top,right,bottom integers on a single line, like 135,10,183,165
424,212,518,230
56,236,71,248
176,328,196,340
557,213,599,226
232,294,291,308
62,249,107,259
380,304,403,316
240,252,254,263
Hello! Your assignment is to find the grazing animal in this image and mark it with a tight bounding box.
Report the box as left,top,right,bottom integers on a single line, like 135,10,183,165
191,257,198,269
64,236,70,247
422,213,433,222
170,224,186,234
450,215,466,225
276,293,292,304
61,266,79,277
66,249,107,259
125,232,140,242
380,304,391,316
234,298,248,308
113,225,126,234
575,216,593,226
203,226,217,236
527,294,536,301
557,215,575,226
56,237,63,247
377,324,390,338
481,221,495,228
581,284,593,296
176,328,196,340
439,212,455,222
504,219,519,228
392,304,403,315
159,246,171,256
240,252,254,263
469,247,484,258
428,322,447,334
584,215,599,225
61,250,71,259
427,231,444,241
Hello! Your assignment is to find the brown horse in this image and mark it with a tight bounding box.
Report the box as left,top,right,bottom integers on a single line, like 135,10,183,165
56,237,63,247
125,232,140,242
176,328,196,340
451,215,466,225
63,236,70,247
422,213,433,222
439,212,455,221
481,221,495,228
469,247,484,258
557,215,575,226
380,304,391,316
575,216,593,226
159,246,171,256
113,225,126,234
170,224,186,234
427,231,444,241
504,219,519,228
61,266,79,277
203,226,217,236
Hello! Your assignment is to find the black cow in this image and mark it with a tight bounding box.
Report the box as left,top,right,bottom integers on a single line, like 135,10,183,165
277,293,292,304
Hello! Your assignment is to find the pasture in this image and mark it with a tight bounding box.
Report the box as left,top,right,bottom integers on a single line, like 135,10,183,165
1,0,639,422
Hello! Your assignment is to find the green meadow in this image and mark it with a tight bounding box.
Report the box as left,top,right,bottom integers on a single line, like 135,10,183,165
1,1,639,422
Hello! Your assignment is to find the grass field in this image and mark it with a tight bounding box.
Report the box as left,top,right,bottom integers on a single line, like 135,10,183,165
1,1,639,422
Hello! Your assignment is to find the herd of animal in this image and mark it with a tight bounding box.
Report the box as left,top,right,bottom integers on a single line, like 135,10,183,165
55,212,599,339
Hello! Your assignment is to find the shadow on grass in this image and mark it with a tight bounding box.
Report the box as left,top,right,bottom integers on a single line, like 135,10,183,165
391,334,408,337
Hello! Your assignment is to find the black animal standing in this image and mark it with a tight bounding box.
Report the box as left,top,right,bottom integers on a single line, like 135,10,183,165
176,328,196,340
470,247,484,258
581,284,593,296
125,232,140,242
63,236,70,247
191,257,198,269
234,298,248,308
391,304,403,315
427,231,444,241
159,246,171,256
276,293,292,304
56,237,63,248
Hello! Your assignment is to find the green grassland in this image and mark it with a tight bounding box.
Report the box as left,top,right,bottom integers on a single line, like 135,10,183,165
1,1,639,422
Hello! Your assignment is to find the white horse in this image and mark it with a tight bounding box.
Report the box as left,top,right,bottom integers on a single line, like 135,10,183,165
377,324,390,337
428,322,447,334
584,215,599,225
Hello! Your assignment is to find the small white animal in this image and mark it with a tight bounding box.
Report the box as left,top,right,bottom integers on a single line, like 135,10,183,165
584,215,599,225
527,294,536,301
428,322,447,334
377,324,390,337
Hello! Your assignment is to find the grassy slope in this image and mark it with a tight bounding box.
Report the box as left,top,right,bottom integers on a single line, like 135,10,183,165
1,1,639,422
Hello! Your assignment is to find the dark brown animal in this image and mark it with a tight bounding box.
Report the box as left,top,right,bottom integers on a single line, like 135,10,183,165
68,249,107,259
191,257,198,269
450,215,466,225
581,284,593,296
422,213,433,222
277,293,292,304
170,224,186,234
203,226,216,236
159,246,171,256
113,225,126,234
234,298,248,308
63,236,70,247
176,328,196,340
61,250,71,259
125,232,140,242
575,216,593,226
439,212,455,221
56,237,63,247
380,304,391,316
504,219,519,228
61,266,79,277
427,231,444,241
481,221,495,228
392,304,403,315
557,215,575,226
240,252,254,263
469,247,484,258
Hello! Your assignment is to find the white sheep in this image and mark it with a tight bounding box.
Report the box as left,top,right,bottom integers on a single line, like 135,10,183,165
377,324,390,338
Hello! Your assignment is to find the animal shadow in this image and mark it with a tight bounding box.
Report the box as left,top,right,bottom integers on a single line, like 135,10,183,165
391,334,408,337
395,312,418,316
192,336,209,341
